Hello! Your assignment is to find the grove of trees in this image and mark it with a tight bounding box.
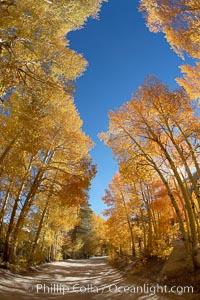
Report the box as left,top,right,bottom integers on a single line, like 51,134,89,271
100,0,200,266
0,0,107,269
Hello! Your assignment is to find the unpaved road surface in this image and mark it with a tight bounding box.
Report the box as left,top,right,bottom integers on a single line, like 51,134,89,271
0,257,197,299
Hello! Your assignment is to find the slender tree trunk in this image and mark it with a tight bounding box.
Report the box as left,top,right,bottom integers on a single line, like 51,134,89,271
0,181,12,238
140,208,147,252
120,126,189,249
9,172,43,262
29,203,48,260
147,125,198,251
174,121,200,180
120,191,136,257
0,138,16,166
165,122,200,208
3,156,34,262
9,149,53,262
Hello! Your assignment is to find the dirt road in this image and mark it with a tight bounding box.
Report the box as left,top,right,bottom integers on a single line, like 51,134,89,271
0,257,197,300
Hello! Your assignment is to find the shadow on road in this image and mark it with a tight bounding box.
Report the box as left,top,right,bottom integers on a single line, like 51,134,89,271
0,257,198,300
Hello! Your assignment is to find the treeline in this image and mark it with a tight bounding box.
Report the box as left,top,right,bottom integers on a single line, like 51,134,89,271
0,0,106,268
63,206,107,259
100,0,200,265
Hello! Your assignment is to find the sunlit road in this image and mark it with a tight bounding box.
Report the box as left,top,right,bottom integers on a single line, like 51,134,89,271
0,257,197,300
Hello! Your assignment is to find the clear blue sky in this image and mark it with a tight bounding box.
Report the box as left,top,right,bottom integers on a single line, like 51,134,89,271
68,0,183,215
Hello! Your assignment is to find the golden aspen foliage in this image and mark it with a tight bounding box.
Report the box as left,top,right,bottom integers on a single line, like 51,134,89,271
0,0,107,100
0,0,105,267
139,0,200,101
139,0,200,59
100,76,200,257
87,213,107,256
176,62,200,100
